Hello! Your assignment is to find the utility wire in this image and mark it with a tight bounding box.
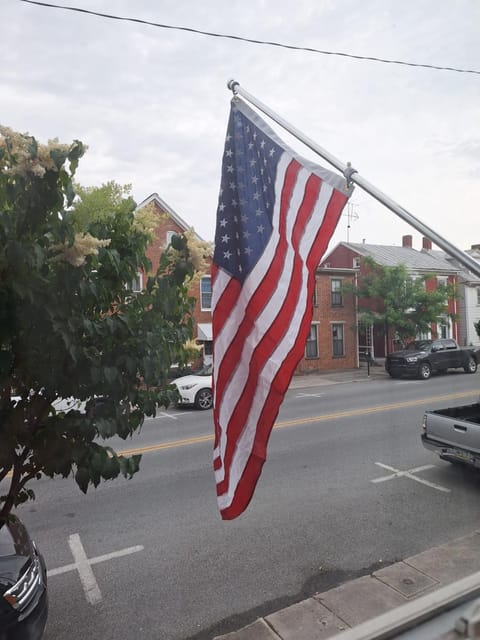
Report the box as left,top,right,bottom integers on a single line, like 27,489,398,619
18,0,480,76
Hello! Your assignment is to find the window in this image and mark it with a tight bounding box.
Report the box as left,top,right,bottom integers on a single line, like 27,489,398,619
166,230,178,247
200,276,212,310
331,279,343,307
332,323,344,356
353,256,360,268
477,287,480,305
131,272,142,293
305,324,319,359
203,341,213,356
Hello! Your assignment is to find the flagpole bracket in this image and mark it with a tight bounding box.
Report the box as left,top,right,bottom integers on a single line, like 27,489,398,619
343,162,357,188
227,79,240,94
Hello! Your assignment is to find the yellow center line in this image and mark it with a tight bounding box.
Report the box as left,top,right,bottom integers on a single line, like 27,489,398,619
117,389,477,456
3,390,477,477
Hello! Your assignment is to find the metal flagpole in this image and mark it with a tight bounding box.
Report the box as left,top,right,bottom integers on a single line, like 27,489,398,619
227,79,480,279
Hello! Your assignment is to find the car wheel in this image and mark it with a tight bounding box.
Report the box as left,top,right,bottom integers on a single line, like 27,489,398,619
194,388,213,410
418,363,432,380
464,357,478,374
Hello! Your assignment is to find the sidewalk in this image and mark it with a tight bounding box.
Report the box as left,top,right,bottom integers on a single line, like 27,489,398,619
288,360,388,390
214,532,480,640
214,364,480,640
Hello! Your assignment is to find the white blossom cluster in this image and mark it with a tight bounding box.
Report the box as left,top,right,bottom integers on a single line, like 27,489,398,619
0,125,80,178
50,233,111,267
132,203,159,239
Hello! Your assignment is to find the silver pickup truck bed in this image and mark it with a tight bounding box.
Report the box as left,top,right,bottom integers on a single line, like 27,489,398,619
421,402,480,466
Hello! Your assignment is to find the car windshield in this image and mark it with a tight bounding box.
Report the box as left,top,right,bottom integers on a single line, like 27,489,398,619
194,365,212,376
406,340,432,351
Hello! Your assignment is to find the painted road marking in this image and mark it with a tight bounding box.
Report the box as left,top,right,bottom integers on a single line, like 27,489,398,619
371,462,451,493
47,534,144,604
4,390,477,473
296,392,326,398
145,410,191,421
116,389,478,457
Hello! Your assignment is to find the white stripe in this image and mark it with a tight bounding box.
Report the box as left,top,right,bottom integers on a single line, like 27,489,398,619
48,545,144,577
218,180,335,509
68,533,103,605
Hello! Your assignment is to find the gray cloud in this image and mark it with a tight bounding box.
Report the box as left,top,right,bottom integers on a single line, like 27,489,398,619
1,0,479,249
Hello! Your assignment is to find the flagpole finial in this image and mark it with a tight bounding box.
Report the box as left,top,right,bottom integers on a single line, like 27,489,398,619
227,79,240,94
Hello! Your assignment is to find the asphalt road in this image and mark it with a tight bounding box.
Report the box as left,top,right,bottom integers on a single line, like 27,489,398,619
17,372,480,640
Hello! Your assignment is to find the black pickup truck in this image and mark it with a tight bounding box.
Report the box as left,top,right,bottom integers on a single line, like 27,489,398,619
385,338,480,380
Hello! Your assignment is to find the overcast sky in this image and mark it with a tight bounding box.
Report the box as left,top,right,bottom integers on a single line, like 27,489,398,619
2,0,479,255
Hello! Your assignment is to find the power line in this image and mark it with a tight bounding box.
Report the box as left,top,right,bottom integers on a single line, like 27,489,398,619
18,0,480,76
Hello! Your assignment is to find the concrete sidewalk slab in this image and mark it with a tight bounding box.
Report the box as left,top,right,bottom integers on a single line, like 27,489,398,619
373,561,439,598
266,598,348,640
316,575,407,626
403,532,480,584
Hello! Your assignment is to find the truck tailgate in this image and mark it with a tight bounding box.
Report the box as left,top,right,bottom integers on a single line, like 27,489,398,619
425,410,480,453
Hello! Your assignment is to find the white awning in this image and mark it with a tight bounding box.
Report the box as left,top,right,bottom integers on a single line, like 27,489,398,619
197,323,212,341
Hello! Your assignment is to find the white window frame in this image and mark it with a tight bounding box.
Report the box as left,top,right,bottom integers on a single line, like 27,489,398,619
200,275,212,311
166,230,177,247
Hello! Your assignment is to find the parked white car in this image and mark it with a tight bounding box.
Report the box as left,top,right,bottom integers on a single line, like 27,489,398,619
172,365,213,410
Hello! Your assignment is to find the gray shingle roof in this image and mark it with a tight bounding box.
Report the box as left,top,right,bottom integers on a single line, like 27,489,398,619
428,249,480,284
344,242,458,273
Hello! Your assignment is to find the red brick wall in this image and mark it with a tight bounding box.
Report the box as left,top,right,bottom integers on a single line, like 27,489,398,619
144,201,186,273
295,270,358,374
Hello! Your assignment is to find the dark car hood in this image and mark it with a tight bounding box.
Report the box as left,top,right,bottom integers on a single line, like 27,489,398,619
388,349,425,358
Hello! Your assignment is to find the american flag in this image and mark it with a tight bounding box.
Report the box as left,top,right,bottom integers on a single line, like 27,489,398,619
212,98,352,520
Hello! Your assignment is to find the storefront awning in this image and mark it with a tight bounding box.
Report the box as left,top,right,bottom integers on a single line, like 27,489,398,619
197,323,212,341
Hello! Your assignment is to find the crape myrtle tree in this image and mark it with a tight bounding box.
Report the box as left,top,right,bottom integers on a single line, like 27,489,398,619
349,256,456,348
0,126,202,523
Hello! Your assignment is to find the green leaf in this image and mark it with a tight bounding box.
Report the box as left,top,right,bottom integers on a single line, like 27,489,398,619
75,467,90,493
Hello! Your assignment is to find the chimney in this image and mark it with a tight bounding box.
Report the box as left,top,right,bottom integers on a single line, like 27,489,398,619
422,237,432,251
402,235,413,248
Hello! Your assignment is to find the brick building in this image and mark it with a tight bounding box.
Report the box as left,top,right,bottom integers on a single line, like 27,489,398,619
137,193,359,373
321,235,460,358
295,267,358,374
136,193,213,366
